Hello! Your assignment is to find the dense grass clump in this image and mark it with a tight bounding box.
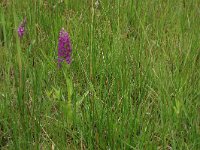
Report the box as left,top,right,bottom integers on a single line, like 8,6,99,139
0,0,200,149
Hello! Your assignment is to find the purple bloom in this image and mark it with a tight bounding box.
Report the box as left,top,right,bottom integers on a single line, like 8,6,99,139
18,18,26,38
58,28,72,67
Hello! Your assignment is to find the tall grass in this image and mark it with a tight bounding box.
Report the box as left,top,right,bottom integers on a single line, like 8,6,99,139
0,0,200,149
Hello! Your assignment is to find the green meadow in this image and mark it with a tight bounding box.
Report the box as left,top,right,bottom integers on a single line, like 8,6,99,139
0,0,200,149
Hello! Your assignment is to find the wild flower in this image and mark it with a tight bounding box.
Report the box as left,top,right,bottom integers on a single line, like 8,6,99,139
58,28,72,67
17,17,26,38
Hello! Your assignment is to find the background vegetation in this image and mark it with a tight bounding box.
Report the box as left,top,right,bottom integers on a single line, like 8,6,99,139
0,0,200,149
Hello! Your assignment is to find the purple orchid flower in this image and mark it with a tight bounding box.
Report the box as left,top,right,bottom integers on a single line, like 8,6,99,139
18,17,26,38
58,28,72,67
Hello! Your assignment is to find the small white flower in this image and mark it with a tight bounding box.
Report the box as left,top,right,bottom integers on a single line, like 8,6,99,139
95,0,99,8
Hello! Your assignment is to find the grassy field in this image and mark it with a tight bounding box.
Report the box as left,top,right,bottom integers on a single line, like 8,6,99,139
0,0,200,149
